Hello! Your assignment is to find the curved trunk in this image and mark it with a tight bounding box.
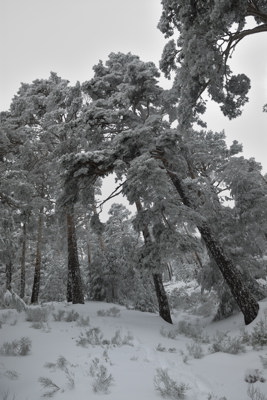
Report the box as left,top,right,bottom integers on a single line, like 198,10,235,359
164,164,259,325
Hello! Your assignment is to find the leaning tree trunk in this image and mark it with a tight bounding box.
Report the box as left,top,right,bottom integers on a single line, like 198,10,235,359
156,155,259,325
135,199,172,324
66,209,84,304
20,221,27,299
31,207,44,304
152,273,173,324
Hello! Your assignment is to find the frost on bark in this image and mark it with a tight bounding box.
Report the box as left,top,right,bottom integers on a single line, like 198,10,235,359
20,221,27,299
135,199,172,324
152,149,259,325
31,208,44,304
66,211,84,304
152,273,173,324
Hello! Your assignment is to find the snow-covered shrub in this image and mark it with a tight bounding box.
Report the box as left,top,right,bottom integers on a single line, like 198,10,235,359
4,370,19,380
0,337,31,356
160,326,179,340
245,369,266,383
0,390,17,400
209,331,246,354
186,341,204,359
154,368,189,399
44,356,75,390
179,320,210,343
39,377,60,397
260,355,267,369
207,394,228,400
97,307,121,317
110,330,133,346
64,310,80,322
25,306,49,323
52,309,65,321
76,315,90,327
89,358,114,394
76,327,104,346
156,343,167,352
247,384,267,400
250,319,267,349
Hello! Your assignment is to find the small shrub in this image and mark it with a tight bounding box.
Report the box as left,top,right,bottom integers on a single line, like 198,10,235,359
156,343,166,352
247,384,267,400
111,330,133,347
4,370,19,380
31,321,45,330
52,309,65,321
39,377,60,397
0,391,16,400
260,355,267,369
207,394,228,400
76,315,90,327
186,341,204,359
154,368,189,399
64,310,80,322
168,347,177,353
97,307,121,318
44,356,75,390
0,337,31,356
250,319,267,349
178,320,210,343
25,306,49,323
77,327,104,347
89,358,114,394
209,332,246,354
245,369,266,383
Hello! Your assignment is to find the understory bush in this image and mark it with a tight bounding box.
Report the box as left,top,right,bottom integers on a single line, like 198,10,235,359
247,384,267,400
186,341,204,359
209,331,246,354
161,320,209,343
0,337,31,356
250,319,267,349
97,307,121,317
154,368,189,399
89,357,114,394
25,306,49,323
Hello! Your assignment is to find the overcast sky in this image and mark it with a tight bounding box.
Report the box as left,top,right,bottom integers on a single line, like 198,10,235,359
1,0,266,172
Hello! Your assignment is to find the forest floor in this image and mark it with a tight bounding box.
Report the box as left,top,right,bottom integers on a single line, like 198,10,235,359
0,287,267,400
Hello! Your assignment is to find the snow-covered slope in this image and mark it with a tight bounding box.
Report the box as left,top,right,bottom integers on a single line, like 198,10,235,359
0,299,267,400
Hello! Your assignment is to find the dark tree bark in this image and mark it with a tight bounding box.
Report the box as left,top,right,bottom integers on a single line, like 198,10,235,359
31,207,44,304
135,199,172,324
155,153,259,325
6,260,12,291
152,272,173,324
66,210,84,304
20,221,27,299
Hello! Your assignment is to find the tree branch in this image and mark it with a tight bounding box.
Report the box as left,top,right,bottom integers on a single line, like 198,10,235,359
96,181,125,212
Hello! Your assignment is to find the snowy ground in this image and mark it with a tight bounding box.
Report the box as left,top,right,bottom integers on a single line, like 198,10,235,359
0,298,267,400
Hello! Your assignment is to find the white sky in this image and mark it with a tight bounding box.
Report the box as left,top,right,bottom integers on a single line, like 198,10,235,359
1,0,267,171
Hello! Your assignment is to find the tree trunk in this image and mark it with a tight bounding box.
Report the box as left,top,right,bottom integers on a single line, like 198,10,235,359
135,199,172,324
66,210,84,304
162,162,259,325
31,207,44,304
6,260,12,291
20,221,27,298
153,273,173,324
